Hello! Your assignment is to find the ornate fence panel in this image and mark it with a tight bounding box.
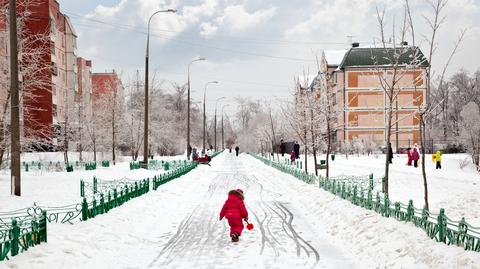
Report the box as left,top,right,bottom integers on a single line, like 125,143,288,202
0,209,47,261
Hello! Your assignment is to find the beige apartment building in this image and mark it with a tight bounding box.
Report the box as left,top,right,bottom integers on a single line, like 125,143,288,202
304,43,428,150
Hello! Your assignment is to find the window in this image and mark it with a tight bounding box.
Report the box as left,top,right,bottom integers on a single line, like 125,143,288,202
332,72,338,85
53,104,57,117
52,85,56,96
51,43,55,55
51,62,58,76
50,17,55,34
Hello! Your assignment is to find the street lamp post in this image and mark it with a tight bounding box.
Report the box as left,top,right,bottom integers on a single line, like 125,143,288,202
203,81,218,153
187,58,206,159
221,104,230,150
214,97,226,151
144,9,176,168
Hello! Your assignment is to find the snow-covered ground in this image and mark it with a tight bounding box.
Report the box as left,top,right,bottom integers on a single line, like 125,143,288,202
0,154,183,211
271,153,480,227
2,152,479,268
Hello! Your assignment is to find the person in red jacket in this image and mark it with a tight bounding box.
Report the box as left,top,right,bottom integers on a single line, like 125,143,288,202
406,147,412,166
219,189,249,242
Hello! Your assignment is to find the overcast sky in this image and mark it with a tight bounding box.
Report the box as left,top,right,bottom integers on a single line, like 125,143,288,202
58,0,480,116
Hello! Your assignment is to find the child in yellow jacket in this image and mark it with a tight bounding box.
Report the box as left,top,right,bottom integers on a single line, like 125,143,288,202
435,150,442,169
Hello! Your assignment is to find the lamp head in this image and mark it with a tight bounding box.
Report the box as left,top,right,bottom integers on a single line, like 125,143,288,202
167,9,177,13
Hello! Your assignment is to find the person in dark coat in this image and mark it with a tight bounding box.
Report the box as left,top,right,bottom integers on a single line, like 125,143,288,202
235,146,240,156
388,143,393,164
293,141,300,159
280,139,285,157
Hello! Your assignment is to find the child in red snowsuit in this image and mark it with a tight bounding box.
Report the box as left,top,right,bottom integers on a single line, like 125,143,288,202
219,189,249,242
406,147,412,166
290,150,296,164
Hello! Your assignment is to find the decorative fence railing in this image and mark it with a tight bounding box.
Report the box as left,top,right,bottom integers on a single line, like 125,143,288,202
152,161,198,190
250,153,480,253
21,160,107,172
0,208,47,261
81,178,150,221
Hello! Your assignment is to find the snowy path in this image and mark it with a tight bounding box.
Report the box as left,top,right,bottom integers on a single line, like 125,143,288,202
148,153,350,268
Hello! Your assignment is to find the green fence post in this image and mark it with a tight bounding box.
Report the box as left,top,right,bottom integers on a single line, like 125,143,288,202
11,219,20,256
81,197,88,221
100,193,105,215
407,200,414,221
41,210,47,243
93,177,98,194
384,193,390,217
80,180,84,197
438,208,446,243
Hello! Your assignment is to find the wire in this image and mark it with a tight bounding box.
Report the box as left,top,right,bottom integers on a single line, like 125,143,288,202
64,10,359,46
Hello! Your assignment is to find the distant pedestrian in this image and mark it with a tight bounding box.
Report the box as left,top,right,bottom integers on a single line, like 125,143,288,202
290,150,296,164
435,150,442,169
235,146,240,156
293,141,300,159
280,139,286,157
192,148,198,161
412,146,420,168
406,147,412,166
388,143,393,164
219,189,249,242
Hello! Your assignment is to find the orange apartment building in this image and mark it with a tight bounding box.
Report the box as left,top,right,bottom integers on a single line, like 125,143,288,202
304,43,428,150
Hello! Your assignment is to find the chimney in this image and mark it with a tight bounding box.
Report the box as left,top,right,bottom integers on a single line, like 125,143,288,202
352,42,360,48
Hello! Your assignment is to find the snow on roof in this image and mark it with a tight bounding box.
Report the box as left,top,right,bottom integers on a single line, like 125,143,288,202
297,74,317,88
324,50,348,66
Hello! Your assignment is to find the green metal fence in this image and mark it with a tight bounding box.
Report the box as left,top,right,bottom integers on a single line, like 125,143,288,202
152,161,198,190
81,178,150,221
21,160,106,172
250,153,480,253
0,208,47,261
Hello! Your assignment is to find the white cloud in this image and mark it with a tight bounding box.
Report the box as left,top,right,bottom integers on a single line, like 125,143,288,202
200,22,219,37
285,0,376,41
200,4,277,37
85,0,219,43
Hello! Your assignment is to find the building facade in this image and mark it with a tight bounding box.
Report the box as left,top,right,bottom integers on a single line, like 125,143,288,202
303,44,428,150
0,0,79,150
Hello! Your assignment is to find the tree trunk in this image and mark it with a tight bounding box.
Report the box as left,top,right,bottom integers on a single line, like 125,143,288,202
326,121,331,179
93,138,97,163
310,109,318,176
384,97,394,195
420,114,429,210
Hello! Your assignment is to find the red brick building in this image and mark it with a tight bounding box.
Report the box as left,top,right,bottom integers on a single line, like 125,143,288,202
0,0,78,149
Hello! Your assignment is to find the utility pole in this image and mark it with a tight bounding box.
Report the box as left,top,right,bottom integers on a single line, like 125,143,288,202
10,0,21,196
214,97,225,151
144,9,176,168
203,81,218,153
186,58,205,159
221,104,229,150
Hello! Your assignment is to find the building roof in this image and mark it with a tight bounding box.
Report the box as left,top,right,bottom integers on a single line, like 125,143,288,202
339,46,429,68
324,50,348,66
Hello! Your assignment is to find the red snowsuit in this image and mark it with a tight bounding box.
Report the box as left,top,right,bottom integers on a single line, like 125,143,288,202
290,150,296,164
219,190,248,237
407,149,412,166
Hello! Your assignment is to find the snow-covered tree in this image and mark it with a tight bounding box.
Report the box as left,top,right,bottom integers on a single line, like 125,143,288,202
460,102,480,171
